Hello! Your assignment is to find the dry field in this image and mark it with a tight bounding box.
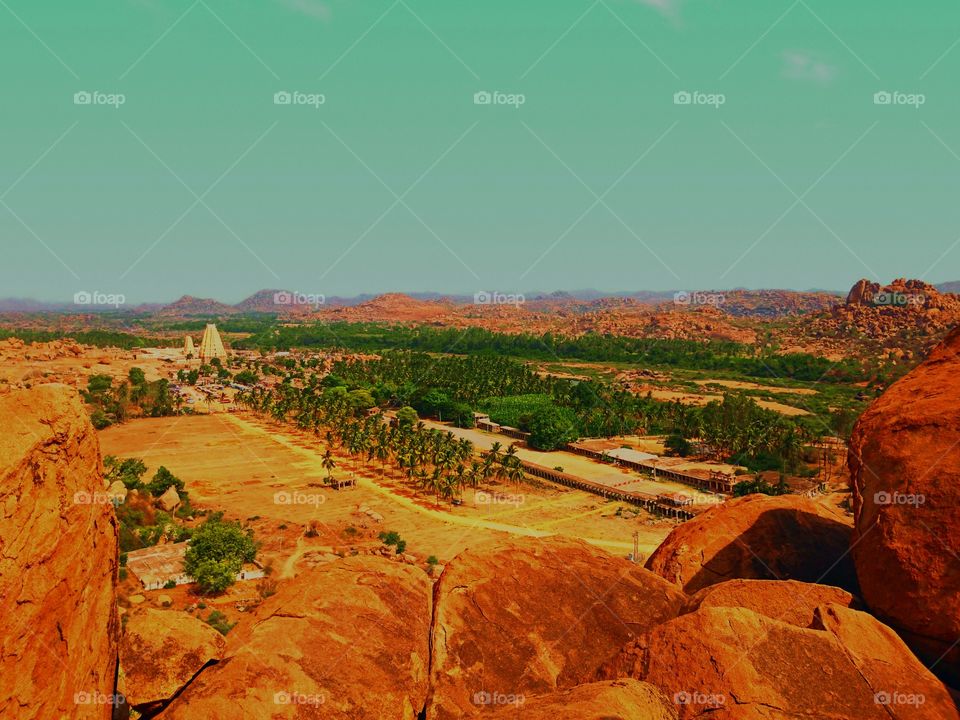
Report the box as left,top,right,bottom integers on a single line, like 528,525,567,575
100,414,678,578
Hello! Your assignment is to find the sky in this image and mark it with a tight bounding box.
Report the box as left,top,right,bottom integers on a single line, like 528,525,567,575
1,0,960,303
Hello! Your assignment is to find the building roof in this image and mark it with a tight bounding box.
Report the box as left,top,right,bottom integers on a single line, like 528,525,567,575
604,447,659,464
126,541,189,586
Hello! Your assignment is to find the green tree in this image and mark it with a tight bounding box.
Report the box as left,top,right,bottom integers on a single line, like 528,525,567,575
145,466,185,497
184,515,258,594
396,406,419,428
128,367,146,386
526,406,579,451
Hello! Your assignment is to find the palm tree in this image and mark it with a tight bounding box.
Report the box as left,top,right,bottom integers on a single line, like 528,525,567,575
321,448,337,482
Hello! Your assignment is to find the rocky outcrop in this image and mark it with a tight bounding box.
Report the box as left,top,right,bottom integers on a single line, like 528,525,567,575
849,325,960,683
160,556,432,719
0,385,119,720
599,604,959,719
121,608,226,711
645,494,858,594
427,537,687,719
486,679,677,719
157,485,180,512
685,578,858,627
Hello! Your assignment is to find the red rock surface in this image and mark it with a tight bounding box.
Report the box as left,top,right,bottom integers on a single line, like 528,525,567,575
486,679,677,719
685,578,858,627
645,494,858,594
427,537,687,719
121,607,226,710
600,604,959,719
160,555,432,719
848,325,960,683
0,385,119,720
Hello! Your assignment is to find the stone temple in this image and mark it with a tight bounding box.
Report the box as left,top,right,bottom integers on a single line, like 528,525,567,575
198,324,227,364
183,335,195,356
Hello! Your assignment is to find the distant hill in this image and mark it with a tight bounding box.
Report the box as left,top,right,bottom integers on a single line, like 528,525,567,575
936,281,960,294
156,295,239,317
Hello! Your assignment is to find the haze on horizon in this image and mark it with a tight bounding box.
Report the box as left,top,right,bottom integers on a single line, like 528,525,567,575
2,1,960,304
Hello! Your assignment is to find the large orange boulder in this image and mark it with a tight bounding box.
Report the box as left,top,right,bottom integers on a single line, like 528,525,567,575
685,578,859,627
160,555,432,719
849,326,960,683
645,494,858,594
486,679,677,719
600,604,959,719
427,537,687,719
121,608,226,712
0,385,119,720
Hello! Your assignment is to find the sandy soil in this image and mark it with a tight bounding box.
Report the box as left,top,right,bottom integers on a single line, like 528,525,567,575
694,379,818,395
100,414,678,577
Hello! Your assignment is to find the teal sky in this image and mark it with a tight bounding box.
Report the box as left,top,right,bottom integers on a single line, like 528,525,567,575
2,1,960,303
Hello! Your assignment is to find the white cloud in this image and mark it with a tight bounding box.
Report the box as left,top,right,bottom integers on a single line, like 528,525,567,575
277,0,331,21
782,51,836,84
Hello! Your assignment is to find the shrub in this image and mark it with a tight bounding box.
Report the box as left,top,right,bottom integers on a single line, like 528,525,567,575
163,579,177,589
206,610,235,636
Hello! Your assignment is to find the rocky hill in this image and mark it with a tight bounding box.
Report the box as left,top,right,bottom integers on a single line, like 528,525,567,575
156,295,239,318
4,380,960,718
0,386,119,720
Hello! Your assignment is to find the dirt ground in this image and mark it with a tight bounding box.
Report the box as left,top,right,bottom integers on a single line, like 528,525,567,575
100,414,678,579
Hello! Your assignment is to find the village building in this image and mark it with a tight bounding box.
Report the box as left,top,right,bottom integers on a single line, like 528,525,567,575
125,541,265,591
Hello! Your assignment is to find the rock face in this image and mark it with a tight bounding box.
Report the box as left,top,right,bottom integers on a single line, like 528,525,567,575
121,608,226,710
161,556,432,719
849,325,960,683
645,494,858,594
0,385,119,720
486,679,677,719
685,578,858,628
427,537,687,719
599,604,959,719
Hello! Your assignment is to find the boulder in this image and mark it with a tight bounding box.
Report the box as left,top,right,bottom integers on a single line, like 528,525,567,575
685,578,859,628
157,485,181,512
428,537,687,719
0,385,119,720
645,494,858,594
849,325,960,683
120,608,226,711
485,679,677,719
599,604,958,719
161,555,432,719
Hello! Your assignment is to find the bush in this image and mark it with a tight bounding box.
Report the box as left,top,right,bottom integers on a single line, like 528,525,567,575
206,610,235,636
163,579,177,589
526,405,579,451
145,466,186,497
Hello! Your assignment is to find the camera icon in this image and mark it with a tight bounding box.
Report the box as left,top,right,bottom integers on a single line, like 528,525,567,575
474,91,492,106
274,91,292,106
74,91,92,106
673,290,691,305
474,291,492,305
673,691,692,705
874,491,892,505
273,491,292,505
73,491,91,504
874,91,892,106
273,691,291,705
273,291,292,305
74,291,92,305
874,691,891,705
674,91,692,105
